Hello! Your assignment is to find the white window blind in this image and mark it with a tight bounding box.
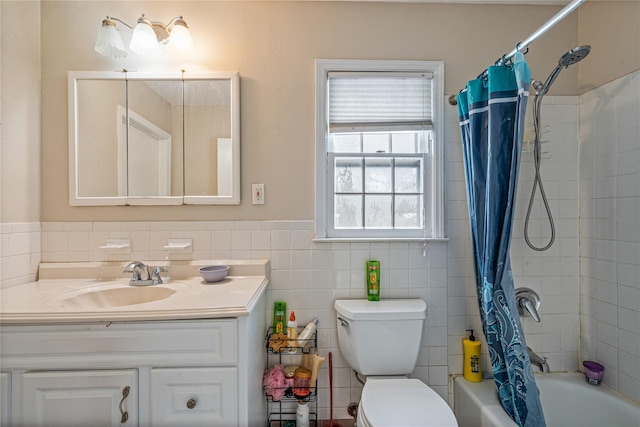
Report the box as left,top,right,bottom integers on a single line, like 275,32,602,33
328,72,433,132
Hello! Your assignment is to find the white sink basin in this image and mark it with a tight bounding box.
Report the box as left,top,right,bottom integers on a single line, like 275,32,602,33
0,260,270,323
52,284,178,309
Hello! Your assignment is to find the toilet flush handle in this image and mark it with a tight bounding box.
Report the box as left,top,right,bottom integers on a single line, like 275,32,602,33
337,317,350,327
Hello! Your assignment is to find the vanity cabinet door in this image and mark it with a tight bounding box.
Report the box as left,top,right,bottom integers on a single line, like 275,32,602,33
150,367,237,426
1,372,10,427
20,369,138,426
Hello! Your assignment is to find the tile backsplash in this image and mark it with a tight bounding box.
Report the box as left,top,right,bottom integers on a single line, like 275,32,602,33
1,222,41,287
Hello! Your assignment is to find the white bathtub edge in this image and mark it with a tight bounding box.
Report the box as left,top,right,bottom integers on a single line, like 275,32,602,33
453,376,517,427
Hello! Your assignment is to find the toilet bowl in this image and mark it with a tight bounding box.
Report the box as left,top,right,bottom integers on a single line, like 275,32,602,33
334,299,458,427
357,378,458,427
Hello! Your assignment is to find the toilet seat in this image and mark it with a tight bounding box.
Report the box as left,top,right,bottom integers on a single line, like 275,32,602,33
358,378,458,427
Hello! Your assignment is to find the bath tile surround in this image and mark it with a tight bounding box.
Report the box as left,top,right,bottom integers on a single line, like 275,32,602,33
2,75,639,417
579,71,640,403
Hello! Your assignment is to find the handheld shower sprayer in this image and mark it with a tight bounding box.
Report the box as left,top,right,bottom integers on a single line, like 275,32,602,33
535,45,591,97
524,46,591,251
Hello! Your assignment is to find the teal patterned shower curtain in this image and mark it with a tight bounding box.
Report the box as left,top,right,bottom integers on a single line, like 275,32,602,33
456,53,546,427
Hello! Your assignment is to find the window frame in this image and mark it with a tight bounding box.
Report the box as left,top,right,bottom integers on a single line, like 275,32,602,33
315,59,445,241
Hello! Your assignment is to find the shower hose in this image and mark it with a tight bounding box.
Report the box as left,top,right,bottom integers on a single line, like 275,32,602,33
524,94,556,251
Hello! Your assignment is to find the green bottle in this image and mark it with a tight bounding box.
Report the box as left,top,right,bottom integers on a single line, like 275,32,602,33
273,301,286,334
366,260,380,301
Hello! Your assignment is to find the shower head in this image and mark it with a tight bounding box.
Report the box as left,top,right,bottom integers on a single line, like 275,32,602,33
536,45,591,97
559,45,591,67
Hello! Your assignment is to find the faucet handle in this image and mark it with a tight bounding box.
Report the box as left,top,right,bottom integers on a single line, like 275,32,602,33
521,298,541,322
515,287,541,322
151,266,167,285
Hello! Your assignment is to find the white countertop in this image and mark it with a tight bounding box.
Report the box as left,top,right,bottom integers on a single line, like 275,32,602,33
0,260,269,324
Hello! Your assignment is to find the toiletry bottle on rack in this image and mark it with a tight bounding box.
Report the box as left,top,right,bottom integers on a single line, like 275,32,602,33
296,400,310,427
273,301,286,334
366,260,380,301
463,329,482,382
287,310,298,353
297,318,318,350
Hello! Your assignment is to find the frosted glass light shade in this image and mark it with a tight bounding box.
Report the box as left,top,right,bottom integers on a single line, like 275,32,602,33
130,21,161,55
95,23,127,58
169,23,193,51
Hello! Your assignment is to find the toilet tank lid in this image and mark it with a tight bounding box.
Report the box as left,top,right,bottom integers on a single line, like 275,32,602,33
334,299,426,321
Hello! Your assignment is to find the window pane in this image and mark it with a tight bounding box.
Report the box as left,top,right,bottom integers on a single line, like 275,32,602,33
391,133,418,153
335,195,363,228
365,158,392,193
395,195,422,228
335,157,363,193
333,134,361,153
363,133,389,153
395,158,422,193
365,195,392,228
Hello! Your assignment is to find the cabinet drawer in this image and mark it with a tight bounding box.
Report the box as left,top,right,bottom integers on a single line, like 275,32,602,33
150,367,237,426
1,320,237,369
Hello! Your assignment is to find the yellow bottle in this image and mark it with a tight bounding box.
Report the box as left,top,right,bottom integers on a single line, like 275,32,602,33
463,329,482,382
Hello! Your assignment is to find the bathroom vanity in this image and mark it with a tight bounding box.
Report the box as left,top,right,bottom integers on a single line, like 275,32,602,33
0,260,268,427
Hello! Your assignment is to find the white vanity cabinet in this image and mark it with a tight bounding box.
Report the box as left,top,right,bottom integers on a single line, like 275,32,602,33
20,369,138,426
1,308,266,426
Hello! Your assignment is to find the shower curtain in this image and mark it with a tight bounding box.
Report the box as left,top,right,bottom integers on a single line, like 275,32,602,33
456,53,546,427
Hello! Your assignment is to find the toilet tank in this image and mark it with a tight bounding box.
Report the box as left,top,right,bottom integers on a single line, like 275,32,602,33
334,299,426,376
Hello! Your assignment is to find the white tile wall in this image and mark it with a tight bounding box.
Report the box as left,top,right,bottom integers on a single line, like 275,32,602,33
0,222,41,288
579,70,640,403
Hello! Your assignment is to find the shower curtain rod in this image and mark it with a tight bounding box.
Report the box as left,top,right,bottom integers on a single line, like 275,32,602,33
449,0,585,106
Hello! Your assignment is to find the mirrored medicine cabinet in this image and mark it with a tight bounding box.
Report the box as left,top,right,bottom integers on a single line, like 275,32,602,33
68,71,240,206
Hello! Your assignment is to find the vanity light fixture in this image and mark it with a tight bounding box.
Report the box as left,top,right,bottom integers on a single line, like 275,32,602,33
95,14,193,58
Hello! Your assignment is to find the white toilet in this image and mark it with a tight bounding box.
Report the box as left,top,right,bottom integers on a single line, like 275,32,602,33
335,299,458,427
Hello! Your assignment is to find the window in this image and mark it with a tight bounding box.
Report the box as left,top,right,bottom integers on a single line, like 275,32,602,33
315,60,445,240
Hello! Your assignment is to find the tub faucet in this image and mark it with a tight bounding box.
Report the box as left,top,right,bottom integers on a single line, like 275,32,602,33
124,261,154,286
527,347,550,373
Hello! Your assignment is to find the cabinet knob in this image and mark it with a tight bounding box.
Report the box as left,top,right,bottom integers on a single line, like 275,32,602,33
186,398,197,409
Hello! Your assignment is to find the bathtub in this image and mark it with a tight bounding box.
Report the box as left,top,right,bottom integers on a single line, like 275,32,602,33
454,373,640,427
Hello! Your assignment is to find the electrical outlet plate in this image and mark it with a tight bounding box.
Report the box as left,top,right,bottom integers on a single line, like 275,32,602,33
252,184,265,205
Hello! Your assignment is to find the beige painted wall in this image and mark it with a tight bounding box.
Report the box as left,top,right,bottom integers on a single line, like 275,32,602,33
1,1,41,223
578,1,640,94
4,1,639,224
41,1,585,222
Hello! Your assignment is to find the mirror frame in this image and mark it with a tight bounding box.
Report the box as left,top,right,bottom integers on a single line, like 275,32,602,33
68,71,241,206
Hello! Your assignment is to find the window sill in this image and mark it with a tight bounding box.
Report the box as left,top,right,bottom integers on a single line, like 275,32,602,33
312,237,449,243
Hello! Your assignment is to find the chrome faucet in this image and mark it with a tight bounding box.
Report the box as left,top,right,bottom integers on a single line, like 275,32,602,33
527,346,550,373
124,261,154,286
